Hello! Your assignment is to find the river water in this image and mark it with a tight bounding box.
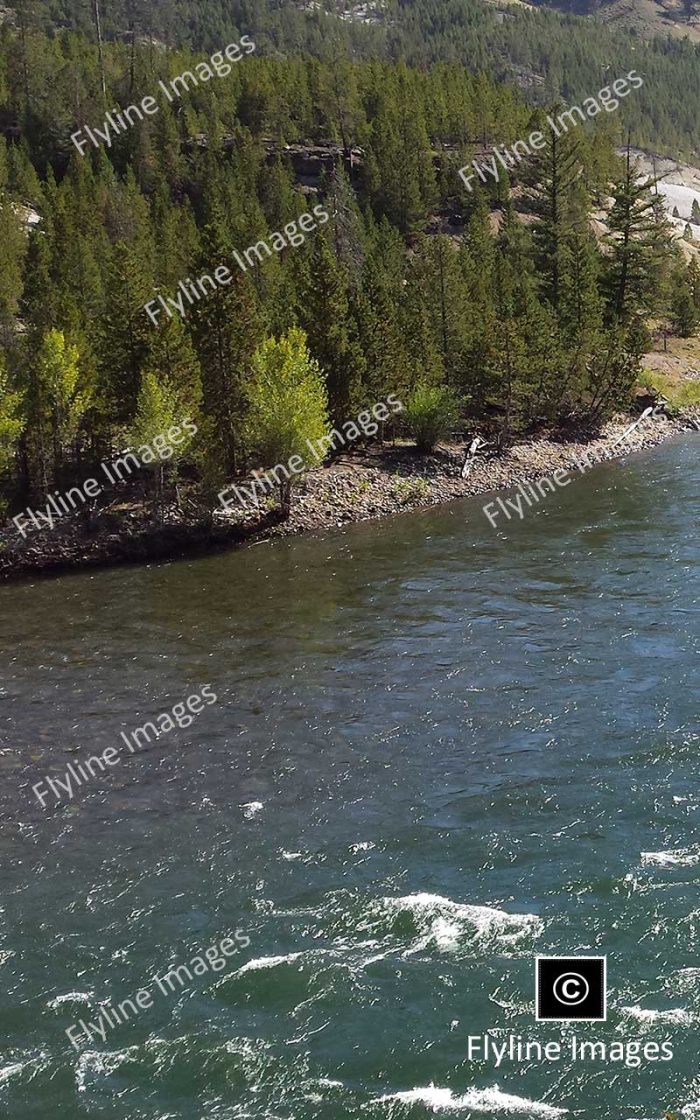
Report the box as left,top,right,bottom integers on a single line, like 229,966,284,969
0,435,698,1119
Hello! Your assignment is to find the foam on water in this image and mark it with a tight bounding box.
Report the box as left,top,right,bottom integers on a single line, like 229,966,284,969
0,1062,26,1087
242,801,264,819
0,1052,49,1087
46,991,93,1010
621,1005,693,1025
237,952,303,973
384,893,543,953
669,967,700,995
641,849,700,867
75,1046,140,1092
373,1084,566,1116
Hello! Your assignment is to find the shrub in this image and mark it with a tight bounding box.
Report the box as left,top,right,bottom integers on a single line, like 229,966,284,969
404,384,458,452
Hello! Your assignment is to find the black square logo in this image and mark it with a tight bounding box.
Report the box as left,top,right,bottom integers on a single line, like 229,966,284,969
536,957,607,1021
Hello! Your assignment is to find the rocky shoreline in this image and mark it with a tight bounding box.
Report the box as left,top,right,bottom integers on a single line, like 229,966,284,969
1,411,696,582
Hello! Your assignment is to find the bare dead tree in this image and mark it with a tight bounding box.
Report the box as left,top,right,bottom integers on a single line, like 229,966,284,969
92,0,107,110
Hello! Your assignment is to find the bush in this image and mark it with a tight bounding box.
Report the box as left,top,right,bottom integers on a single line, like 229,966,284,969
404,384,458,452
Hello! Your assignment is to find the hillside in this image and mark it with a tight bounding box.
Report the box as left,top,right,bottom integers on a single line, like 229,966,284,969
3,0,700,161
595,0,700,42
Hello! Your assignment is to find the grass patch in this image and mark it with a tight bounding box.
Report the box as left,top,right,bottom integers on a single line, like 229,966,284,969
638,370,700,415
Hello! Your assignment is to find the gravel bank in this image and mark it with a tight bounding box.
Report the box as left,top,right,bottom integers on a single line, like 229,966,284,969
246,411,697,538
1,411,696,582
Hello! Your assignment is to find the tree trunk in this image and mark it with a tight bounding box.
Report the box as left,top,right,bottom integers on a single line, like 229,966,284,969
92,0,108,110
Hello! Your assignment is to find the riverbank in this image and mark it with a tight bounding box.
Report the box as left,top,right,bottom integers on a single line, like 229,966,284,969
1,410,696,582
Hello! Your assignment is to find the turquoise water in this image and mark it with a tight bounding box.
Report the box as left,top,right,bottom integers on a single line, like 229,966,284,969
0,435,698,1119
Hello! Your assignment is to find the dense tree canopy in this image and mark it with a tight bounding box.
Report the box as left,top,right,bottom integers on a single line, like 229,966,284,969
0,13,697,519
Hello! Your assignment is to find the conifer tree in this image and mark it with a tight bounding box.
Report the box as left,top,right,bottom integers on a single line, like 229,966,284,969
409,234,470,392
525,115,581,312
687,257,700,309
489,248,529,448
296,233,365,423
0,190,26,348
321,162,365,288
145,317,202,420
558,183,604,349
366,65,436,233
352,257,407,421
670,269,699,336
100,241,153,425
603,151,671,326
190,220,263,475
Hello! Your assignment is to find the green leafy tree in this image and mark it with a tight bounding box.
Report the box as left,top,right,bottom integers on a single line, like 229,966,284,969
128,371,195,518
0,356,24,510
243,328,329,513
34,329,90,490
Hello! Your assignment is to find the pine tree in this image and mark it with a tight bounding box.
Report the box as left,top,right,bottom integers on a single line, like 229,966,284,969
296,233,365,423
583,328,640,422
100,241,153,426
145,316,202,420
365,64,436,233
0,190,26,349
458,196,498,407
352,256,406,423
489,248,530,448
321,162,365,288
408,234,470,392
687,257,700,308
525,113,581,312
190,220,263,476
603,150,671,326
670,268,699,336
559,220,603,341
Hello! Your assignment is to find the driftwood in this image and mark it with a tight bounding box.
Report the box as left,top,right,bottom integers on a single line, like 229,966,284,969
461,435,491,478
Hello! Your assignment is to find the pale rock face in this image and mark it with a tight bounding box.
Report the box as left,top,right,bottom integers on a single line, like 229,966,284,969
628,147,700,239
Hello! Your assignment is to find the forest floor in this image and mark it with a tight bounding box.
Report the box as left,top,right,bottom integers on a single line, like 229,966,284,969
1,408,697,582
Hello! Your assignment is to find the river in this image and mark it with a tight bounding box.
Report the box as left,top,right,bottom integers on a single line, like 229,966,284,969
0,435,698,1119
